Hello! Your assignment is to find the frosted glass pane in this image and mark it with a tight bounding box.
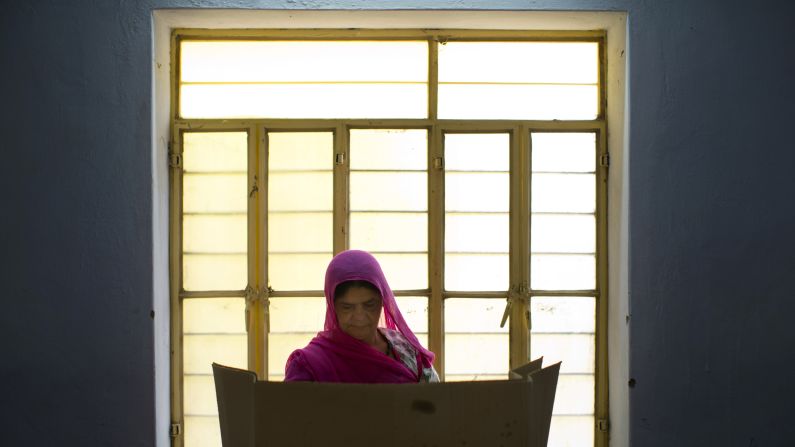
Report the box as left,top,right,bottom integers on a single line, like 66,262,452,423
395,297,428,333
548,416,594,447
531,214,595,254
183,132,247,172
445,254,508,291
445,334,508,376
531,254,595,290
445,298,508,333
183,173,247,213
446,213,509,253
446,299,508,376
439,42,598,84
445,172,509,212
268,132,333,171
184,375,218,416
350,213,427,252
181,83,427,119
268,172,333,212
532,132,596,173
269,297,326,333
373,253,428,290
184,416,221,447
438,84,598,120
183,214,246,254
350,129,427,170
183,298,245,334
531,333,594,374
183,334,247,375
532,173,595,213
268,253,332,291
268,212,332,253
350,172,427,211
183,254,246,291
553,374,595,415
531,297,595,333
444,133,509,171
182,41,428,83
269,333,317,381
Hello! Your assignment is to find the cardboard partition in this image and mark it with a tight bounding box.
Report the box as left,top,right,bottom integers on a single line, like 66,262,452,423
213,359,560,447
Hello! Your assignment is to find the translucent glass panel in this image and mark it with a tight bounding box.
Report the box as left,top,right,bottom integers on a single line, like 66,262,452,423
445,299,509,381
182,132,248,291
531,133,596,291
268,132,333,291
180,41,428,119
182,298,246,447
268,297,326,381
531,297,595,447
438,42,599,119
350,129,428,290
445,134,509,291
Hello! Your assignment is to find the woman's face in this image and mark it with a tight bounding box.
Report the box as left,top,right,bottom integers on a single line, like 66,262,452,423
334,285,382,342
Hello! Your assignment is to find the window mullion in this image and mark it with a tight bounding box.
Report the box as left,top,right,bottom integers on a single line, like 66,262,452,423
169,126,185,447
334,124,349,254
509,125,531,370
428,123,444,378
248,125,267,378
595,123,609,447
428,39,438,120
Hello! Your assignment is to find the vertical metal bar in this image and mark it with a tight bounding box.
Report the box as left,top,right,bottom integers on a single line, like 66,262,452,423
509,126,531,370
595,123,610,447
428,39,438,121
247,128,258,374
428,125,444,378
168,128,184,447
334,124,349,255
257,126,269,379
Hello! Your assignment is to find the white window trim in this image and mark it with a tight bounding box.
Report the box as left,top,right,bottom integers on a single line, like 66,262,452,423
152,9,628,447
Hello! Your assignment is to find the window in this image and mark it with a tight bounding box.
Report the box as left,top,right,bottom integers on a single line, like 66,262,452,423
170,29,607,447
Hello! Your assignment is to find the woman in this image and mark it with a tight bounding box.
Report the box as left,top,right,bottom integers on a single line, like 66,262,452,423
284,250,439,383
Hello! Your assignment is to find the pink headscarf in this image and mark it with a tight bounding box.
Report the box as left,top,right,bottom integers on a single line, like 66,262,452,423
285,250,435,383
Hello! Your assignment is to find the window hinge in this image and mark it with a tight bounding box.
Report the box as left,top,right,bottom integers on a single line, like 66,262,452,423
597,419,609,432
599,153,610,168
168,151,182,169
170,423,182,438
433,157,444,170
335,153,345,165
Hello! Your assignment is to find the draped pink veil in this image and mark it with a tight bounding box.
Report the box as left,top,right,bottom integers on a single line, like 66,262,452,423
285,250,435,383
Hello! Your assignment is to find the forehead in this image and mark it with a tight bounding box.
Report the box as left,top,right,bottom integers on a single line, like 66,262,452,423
335,285,381,304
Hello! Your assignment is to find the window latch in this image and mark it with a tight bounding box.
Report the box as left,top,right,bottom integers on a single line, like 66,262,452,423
335,153,345,165
170,423,182,438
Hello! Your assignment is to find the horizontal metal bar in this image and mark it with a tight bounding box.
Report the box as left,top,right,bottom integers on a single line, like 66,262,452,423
183,251,247,256
530,251,596,256
443,291,507,298
183,332,247,336
180,290,247,298
529,290,598,297
183,170,246,175
350,169,428,173
268,290,324,297
174,118,605,130
182,81,427,86
175,28,606,40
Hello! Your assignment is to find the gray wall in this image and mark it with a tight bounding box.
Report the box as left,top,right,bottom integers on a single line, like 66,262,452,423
1,1,793,446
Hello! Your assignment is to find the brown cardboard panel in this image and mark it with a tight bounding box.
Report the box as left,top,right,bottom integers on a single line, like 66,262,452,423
213,359,559,447
212,363,257,447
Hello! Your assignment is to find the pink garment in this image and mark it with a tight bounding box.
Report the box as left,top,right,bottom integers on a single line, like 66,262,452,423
285,250,435,383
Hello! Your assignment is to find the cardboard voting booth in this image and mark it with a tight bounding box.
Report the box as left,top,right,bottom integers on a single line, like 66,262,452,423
213,359,560,447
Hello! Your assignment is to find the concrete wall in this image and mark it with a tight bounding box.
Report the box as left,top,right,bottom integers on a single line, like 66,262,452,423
1,1,793,446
